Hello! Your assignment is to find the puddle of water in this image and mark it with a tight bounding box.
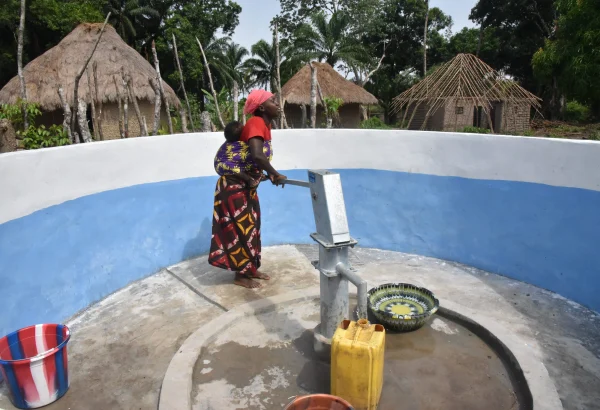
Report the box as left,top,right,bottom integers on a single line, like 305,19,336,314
193,309,521,410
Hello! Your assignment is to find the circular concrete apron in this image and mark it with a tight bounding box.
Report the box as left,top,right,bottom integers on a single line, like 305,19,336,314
158,287,562,410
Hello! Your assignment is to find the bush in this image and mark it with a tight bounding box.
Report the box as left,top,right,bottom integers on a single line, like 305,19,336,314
360,117,391,129
1,101,70,150
21,124,70,149
564,101,591,123
460,126,490,134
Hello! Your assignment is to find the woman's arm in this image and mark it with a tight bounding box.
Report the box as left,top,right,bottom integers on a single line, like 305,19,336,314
248,137,286,182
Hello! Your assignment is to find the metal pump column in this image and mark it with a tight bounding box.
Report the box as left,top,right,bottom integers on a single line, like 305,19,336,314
284,170,367,355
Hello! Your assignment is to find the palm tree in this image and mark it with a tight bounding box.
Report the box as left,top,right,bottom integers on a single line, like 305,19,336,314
220,42,248,121
243,40,277,91
104,0,159,44
294,11,366,69
243,39,304,92
220,42,249,89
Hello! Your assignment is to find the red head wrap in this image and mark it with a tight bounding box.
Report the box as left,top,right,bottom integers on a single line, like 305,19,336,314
243,89,274,115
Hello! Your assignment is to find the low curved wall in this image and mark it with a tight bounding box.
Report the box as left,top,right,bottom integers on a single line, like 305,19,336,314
1,130,599,336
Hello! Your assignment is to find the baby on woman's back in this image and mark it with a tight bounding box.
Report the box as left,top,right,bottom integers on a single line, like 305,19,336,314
213,121,261,188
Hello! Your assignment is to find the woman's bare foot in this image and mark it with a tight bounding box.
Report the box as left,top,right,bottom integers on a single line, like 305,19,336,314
252,270,270,280
234,272,262,289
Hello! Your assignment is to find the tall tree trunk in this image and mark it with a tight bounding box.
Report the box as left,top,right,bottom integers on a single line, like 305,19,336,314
77,99,92,142
172,34,195,131
125,72,147,136
196,37,225,129
233,81,239,122
151,40,173,134
300,104,307,128
274,22,286,129
120,69,129,138
423,0,429,76
114,76,124,138
86,67,98,140
71,13,110,139
57,86,74,143
200,111,212,132
17,0,28,130
93,62,104,140
316,77,329,128
148,77,161,135
309,63,317,128
180,107,188,133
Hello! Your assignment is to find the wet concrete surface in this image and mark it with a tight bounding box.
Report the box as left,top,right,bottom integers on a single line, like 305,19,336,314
192,299,521,410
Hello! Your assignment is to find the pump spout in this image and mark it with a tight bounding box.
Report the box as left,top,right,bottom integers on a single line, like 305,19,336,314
336,263,368,320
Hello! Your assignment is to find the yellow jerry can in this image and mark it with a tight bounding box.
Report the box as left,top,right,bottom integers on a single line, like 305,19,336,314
331,318,385,410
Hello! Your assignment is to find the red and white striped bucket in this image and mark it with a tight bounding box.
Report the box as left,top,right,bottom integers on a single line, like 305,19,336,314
0,324,70,409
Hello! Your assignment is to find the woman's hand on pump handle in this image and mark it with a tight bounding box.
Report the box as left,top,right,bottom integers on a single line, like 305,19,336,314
270,174,287,187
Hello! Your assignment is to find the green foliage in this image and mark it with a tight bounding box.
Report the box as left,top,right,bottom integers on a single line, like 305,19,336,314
461,126,490,134
1,101,69,149
0,100,42,129
20,124,70,149
323,97,343,117
533,0,600,116
0,0,105,87
104,0,159,45
202,87,233,129
360,117,390,130
470,0,555,89
564,101,591,124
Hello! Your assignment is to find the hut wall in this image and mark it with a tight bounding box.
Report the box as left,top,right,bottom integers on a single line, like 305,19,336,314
284,103,362,129
500,103,531,134
338,104,361,128
403,104,445,131
443,99,476,131
30,101,169,140
101,102,169,139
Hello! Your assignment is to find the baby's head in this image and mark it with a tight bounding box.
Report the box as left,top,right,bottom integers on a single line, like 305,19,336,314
224,121,243,142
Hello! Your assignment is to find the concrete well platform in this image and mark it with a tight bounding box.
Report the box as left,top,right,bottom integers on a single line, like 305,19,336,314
1,246,599,410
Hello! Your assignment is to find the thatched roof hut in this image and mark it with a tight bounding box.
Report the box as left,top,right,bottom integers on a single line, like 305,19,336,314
0,23,180,138
281,62,378,128
392,54,542,134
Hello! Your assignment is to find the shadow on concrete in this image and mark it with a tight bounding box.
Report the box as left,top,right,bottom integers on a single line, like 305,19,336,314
181,217,212,262
238,290,330,396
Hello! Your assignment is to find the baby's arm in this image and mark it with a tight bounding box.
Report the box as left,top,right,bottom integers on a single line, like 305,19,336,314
238,172,259,188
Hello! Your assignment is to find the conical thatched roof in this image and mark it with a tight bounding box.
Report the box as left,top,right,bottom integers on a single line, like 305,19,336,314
0,23,180,111
392,53,541,122
281,62,378,106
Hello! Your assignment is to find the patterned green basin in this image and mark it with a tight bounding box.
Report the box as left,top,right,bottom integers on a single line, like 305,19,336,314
367,283,439,332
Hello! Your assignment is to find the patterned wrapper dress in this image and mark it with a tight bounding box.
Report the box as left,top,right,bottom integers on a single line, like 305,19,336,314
208,117,273,277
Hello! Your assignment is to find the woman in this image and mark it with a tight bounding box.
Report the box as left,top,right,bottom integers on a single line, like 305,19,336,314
208,89,287,289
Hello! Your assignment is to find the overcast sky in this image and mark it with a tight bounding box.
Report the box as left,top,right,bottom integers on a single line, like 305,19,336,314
230,0,478,51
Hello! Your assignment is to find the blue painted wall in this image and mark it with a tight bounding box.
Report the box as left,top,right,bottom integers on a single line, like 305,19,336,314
1,169,599,336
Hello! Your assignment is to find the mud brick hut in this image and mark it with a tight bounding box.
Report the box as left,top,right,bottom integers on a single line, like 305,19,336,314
281,62,378,129
0,23,180,139
392,54,541,134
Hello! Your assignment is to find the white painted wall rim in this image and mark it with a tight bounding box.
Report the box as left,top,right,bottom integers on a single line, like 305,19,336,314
1,129,599,224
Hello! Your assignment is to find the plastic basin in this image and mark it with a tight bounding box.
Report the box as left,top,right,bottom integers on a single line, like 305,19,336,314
285,394,355,410
0,324,70,409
